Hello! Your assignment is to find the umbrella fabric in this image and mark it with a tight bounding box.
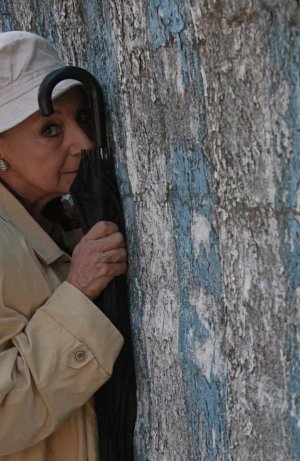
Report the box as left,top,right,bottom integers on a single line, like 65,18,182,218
71,150,137,461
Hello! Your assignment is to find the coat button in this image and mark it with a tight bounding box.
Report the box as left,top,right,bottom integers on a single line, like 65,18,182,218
74,349,87,362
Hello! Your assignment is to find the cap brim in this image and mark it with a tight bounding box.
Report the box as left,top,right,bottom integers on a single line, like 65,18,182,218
0,79,81,133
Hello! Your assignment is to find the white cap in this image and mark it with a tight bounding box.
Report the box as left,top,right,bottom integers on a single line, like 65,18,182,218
0,31,80,133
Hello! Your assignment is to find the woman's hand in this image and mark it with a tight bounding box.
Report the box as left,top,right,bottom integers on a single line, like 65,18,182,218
67,221,127,300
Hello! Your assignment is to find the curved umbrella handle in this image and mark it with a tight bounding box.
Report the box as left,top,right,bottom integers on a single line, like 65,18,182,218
38,66,107,148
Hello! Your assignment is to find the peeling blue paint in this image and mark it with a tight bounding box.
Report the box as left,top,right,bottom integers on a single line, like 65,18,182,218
258,3,300,458
147,0,184,49
146,0,196,92
163,39,228,456
168,137,228,460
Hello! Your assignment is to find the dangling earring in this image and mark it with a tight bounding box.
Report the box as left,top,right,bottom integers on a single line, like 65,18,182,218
0,158,9,172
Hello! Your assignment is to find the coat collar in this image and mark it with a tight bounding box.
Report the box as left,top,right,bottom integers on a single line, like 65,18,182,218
0,181,68,265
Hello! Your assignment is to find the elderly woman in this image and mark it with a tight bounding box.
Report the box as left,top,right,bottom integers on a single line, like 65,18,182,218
0,31,126,460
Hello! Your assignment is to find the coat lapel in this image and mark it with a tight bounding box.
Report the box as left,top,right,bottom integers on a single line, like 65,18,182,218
0,182,68,265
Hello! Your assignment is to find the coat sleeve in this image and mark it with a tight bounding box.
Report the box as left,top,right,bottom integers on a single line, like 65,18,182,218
0,272,124,454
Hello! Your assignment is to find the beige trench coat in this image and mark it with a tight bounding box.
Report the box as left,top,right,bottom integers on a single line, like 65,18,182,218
0,182,124,460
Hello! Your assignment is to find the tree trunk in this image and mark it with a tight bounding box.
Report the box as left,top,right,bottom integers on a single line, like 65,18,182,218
1,1,299,460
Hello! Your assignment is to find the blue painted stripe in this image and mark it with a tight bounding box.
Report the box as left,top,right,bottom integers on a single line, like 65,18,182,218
146,2,228,457
169,138,228,460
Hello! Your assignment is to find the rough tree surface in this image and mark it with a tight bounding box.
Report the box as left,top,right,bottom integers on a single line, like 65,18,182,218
1,1,299,460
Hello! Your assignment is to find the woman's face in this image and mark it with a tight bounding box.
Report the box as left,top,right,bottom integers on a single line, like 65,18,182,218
0,87,93,209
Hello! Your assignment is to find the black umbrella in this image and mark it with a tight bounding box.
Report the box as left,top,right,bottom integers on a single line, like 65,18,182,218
38,67,136,461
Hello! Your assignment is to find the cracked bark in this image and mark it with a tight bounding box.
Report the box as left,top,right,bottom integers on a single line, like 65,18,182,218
1,1,299,459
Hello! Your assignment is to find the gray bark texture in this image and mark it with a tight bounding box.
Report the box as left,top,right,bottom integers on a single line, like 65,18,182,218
1,1,299,460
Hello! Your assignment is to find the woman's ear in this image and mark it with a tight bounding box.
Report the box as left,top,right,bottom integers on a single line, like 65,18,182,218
0,135,10,172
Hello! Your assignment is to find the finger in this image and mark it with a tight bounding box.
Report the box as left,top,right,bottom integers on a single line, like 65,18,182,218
98,248,127,264
92,232,125,253
84,221,119,240
110,261,128,277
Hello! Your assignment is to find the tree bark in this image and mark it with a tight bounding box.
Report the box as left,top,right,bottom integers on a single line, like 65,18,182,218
1,1,299,460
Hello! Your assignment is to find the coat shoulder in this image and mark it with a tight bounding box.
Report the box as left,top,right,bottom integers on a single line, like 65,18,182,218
0,216,51,317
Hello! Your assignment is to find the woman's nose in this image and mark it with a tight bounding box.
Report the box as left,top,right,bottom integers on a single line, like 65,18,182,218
69,125,94,155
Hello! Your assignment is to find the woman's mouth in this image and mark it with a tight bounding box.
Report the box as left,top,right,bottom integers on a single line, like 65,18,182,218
63,170,79,175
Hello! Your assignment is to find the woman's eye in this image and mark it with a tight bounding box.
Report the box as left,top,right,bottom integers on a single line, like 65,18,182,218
41,124,60,137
